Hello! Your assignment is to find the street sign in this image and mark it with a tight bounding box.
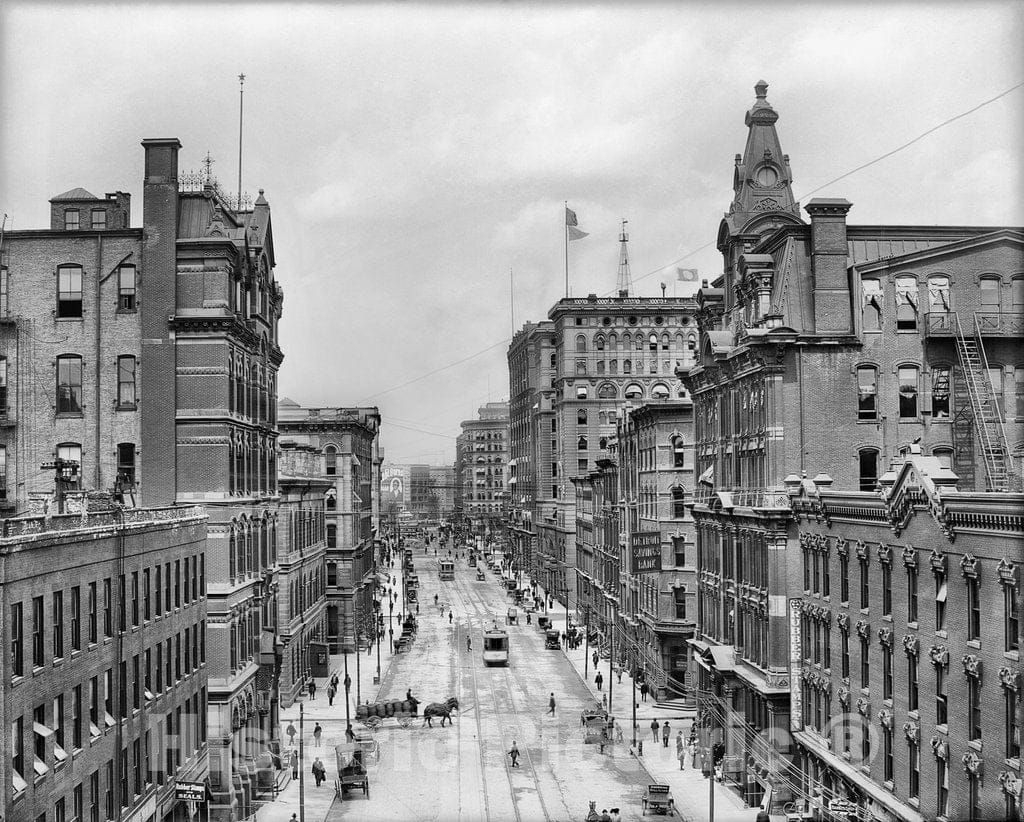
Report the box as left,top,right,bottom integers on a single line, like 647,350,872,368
829,798,858,815
629,532,662,573
175,782,205,802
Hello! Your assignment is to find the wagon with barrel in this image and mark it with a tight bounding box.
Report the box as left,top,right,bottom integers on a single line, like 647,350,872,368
354,695,460,729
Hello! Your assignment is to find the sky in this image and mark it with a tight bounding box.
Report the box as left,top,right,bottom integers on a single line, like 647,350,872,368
2,2,1022,465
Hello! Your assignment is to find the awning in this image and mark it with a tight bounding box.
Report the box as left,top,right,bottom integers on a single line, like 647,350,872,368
708,645,736,671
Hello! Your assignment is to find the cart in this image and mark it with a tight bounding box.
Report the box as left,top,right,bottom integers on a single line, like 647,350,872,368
476,569,486,581
545,628,560,649
581,705,609,744
506,606,518,625
334,744,369,799
537,615,551,630
641,784,675,815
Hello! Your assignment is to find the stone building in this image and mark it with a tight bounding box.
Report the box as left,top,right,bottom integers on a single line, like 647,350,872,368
0,504,208,822
458,402,510,532
277,401,381,654
275,442,331,706
679,81,1024,815
790,450,1022,822
428,465,456,518
0,138,288,820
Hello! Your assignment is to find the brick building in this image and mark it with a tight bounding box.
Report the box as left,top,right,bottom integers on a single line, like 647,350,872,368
679,81,1023,815
0,139,289,820
457,402,510,532
275,443,331,707
0,504,208,822
277,401,381,655
428,465,455,518
790,450,1022,822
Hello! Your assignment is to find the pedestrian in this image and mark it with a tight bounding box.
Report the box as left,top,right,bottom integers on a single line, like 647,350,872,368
650,718,660,742
609,810,621,822
508,740,520,767
548,693,556,715
330,673,339,690
616,665,623,684
416,602,420,614
312,757,326,787
327,685,336,707
599,809,611,822
592,650,599,669
602,693,607,709
466,635,472,652
308,681,317,700
313,723,323,747
449,611,453,624
286,721,297,746
595,671,603,691
345,724,356,743
434,593,438,605
662,720,671,747
526,611,531,625
397,611,402,624
676,730,684,756
291,750,299,780
290,814,299,822
640,681,649,702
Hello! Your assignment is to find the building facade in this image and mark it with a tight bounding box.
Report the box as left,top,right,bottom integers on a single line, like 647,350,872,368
0,139,288,819
679,81,1024,815
1,504,208,822
790,451,1022,822
277,402,381,655
458,402,510,531
428,465,455,518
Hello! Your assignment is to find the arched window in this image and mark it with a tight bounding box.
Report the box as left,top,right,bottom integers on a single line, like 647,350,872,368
895,275,918,330
649,333,658,351
576,334,587,353
576,360,587,375
687,334,697,351
577,408,587,425
595,335,605,351
859,448,879,491
325,446,337,475
577,436,587,451
599,437,608,449
610,333,619,350
862,279,883,331
980,276,1001,313
661,334,670,350
598,383,616,400
624,383,643,400
928,275,950,313
325,489,337,511
635,335,643,351
898,365,919,418
651,383,670,399
672,437,685,468
671,487,686,519
932,447,953,469
623,359,632,375
857,366,878,420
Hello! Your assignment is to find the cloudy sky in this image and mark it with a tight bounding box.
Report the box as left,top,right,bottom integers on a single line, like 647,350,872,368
3,2,1022,464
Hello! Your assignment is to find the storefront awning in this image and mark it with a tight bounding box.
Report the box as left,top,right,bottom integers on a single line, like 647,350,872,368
708,645,736,671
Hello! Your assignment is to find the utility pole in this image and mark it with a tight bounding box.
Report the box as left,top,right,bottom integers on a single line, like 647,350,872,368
298,703,305,822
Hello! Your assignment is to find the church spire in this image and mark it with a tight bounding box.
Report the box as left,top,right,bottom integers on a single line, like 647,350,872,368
725,81,800,232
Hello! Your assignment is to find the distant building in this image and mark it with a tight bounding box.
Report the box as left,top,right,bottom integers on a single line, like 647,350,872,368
429,465,455,517
0,504,208,822
457,402,510,531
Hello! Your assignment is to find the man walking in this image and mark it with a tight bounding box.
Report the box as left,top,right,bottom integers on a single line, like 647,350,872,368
311,757,326,787
327,684,336,707
466,635,472,652
286,721,297,746
548,693,556,715
313,722,323,747
308,680,317,700
291,750,299,780
508,740,520,767
592,650,599,669
662,720,671,748
650,718,660,742
595,671,603,691
640,681,649,702
449,610,453,624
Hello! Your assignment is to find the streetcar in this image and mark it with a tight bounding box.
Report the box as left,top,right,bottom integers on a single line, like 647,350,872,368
482,626,510,666
439,558,455,580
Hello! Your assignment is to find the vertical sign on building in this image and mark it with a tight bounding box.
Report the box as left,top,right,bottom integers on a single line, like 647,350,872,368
630,532,662,574
789,597,802,732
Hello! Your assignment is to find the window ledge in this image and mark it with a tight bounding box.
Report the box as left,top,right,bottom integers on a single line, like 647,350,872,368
908,798,920,809
55,413,85,419
907,621,918,630
968,739,983,752
935,630,948,639
115,405,138,412
1005,649,1020,662
966,639,982,649
1006,757,1021,770
883,780,895,792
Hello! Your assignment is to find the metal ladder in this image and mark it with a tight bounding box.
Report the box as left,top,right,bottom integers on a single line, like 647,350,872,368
953,312,1018,491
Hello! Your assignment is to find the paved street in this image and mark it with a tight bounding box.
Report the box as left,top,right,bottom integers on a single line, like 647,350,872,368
258,539,764,822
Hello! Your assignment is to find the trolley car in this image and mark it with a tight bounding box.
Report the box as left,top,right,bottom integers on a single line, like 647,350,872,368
482,626,510,666
439,559,455,580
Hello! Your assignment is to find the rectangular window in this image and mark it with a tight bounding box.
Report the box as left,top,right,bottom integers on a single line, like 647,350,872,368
164,562,171,612
90,770,100,822
132,655,140,710
70,586,80,652
882,564,891,616
11,602,23,677
119,660,127,718
64,210,80,231
174,560,181,608
143,569,151,621
932,366,951,418
968,677,981,740
840,555,849,603
898,366,919,418
841,629,850,678
0,358,8,418
967,577,981,640
91,209,106,230
908,655,918,712
133,738,142,796
131,572,139,627
87,581,97,643
883,727,894,782
908,740,920,798
118,574,126,632
102,578,113,634
53,693,66,763
860,637,870,689
155,565,162,615
936,664,948,725
117,265,135,310
155,643,163,692
56,355,84,413
73,783,83,822
857,366,878,420
860,558,869,609
88,676,99,737
907,567,918,624
936,758,948,819
117,357,136,408
55,797,66,822
935,572,947,631
183,557,190,604
1,266,8,318
52,590,64,659
859,449,878,492
32,595,44,667
1008,584,1020,652
883,646,893,700
72,684,82,749
57,265,83,317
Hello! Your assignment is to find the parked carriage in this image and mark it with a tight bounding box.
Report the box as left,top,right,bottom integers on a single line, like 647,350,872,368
641,784,675,816
483,626,510,666
334,744,369,799
544,628,560,649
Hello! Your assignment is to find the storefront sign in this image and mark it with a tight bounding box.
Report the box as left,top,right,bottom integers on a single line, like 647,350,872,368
175,782,205,802
789,598,802,732
629,532,662,574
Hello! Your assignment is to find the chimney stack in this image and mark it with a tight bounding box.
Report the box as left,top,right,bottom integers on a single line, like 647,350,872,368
805,198,853,333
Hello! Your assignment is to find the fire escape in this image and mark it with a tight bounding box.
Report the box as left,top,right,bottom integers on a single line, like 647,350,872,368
953,312,1019,491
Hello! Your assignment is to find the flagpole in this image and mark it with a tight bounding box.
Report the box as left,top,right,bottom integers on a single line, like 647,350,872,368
564,201,569,299
510,266,515,336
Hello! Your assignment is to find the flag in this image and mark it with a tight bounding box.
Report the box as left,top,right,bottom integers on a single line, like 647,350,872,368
698,465,714,487
677,268,699,282
566,206,588,241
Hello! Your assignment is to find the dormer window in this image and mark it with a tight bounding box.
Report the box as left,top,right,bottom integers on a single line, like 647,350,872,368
862,279,883,331
64,210,80,231
895,276,918,330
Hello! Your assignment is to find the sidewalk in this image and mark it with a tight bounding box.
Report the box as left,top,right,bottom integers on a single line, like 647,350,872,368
520,574,762,822
255,550,411,822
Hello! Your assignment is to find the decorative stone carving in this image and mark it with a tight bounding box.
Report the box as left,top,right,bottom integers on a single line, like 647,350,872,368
877,544,892,565
902,545,918,568
902,634,919,656
856,697,871,717
1000,771,1022,797
837,685,850,708
930,736,948,759
856,620,871,640
903,720,920,743
836,538,848,558
962,751,983,776
837,612,850,631
960,553,979,579
999,666,1021,691
998,556,1019,585
929,645,949,667
856,541,869,561
878,627,893,647
877,707,893,728
930,547,946,572
962,654,983,678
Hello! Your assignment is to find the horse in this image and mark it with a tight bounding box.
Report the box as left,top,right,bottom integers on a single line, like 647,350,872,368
422,697,460,727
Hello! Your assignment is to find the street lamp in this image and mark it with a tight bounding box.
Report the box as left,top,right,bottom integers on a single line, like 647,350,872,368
374,600,382,681
343,647,351,728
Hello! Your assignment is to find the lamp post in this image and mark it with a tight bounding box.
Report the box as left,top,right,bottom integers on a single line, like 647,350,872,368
298,702,306,822
355,629,361,704
374,600,381,680
343,646,351,728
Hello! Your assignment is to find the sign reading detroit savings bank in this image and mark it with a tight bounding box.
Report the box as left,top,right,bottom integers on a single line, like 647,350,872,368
629,532,662,573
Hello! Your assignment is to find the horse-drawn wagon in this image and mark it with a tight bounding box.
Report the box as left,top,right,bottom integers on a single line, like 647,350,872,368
354,695,459,729
544,628,560,649
581,703,611,744
506,606,518,625
334,744,369,799
641,784,675,815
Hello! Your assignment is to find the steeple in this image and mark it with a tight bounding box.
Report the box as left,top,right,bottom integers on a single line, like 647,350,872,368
616,219,632,298
725,81,801,234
